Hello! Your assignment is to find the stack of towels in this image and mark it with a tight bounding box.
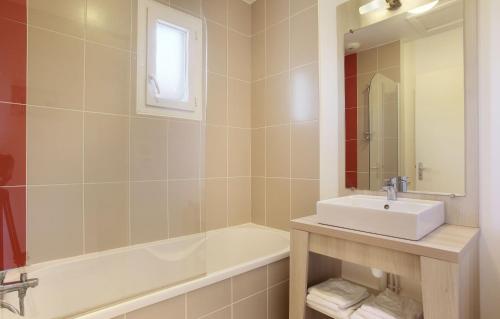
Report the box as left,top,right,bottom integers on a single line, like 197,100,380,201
351,289,423,319
306,278,372,319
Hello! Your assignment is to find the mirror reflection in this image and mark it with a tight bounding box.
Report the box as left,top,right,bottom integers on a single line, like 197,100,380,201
344,0,465,195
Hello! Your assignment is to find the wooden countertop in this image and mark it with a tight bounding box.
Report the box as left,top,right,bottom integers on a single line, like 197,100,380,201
290,215,479,263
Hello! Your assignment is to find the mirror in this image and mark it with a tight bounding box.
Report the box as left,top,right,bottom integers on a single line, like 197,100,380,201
343,0,465,195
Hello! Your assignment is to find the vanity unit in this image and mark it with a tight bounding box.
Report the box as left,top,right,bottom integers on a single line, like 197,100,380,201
289,215,479,319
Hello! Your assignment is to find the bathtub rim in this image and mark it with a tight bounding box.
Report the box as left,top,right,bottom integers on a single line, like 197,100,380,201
65,223,290,319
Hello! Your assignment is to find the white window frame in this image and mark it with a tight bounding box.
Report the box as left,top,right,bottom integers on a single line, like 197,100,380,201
136,0,203,120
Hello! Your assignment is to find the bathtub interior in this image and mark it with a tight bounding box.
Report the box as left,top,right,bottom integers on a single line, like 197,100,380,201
0,224,289,319
1,233,207,319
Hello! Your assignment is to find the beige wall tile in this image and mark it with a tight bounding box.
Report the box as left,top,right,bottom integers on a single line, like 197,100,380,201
171,0,202,16
251,128,265,177
228,31,251,81
265,73,290,125
291,121,319,178
206,125,228,178
27,27,84,110
85,43,130,115
130,181,168,244
207,21,228,75
127,295,185,319
228,79,251,128
252,32,266,81
228,128,251,177
204,178,228,230
28,0,85,37
168,121,201,179
251,0,265,35
27,106,83,185
266,125,290,178
290,63,319,122
268,258,290,286
378,41,400,69
84,113,129,183
168,180,201,238
84,182,129,252
187,279,231,319
252,80,266,128
251,177,266,225
228,0,251,35
357,48,378,74
266,0,289,26
380,67,400,83
357,138,369,173
28,185,83,263
291,0,317,15
86,0,131,50
266,21,289,76
266,178,290,230
203,0,227,24
290,7,318,68
233,266,267,301
291,179,318,219
207,73,228,125
228,177,251,225
234,291,268,319
268,281,289,319
130,117,168,181
202,306,231,319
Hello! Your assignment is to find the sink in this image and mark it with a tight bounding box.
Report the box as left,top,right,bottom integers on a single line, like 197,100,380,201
316,195,445,240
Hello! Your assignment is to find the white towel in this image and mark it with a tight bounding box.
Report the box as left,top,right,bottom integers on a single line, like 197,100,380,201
352,289,423,319
306,294,373,319
307,278,369,309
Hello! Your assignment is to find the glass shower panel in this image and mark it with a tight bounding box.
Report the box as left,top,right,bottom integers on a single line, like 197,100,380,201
368,73,400,191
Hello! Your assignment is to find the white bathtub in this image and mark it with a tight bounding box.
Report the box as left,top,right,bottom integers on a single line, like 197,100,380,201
1,224,289,319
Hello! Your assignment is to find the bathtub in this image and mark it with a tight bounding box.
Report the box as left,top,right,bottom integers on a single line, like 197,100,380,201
1,224,289,319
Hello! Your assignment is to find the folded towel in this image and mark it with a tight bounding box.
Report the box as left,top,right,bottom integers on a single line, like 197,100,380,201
306,290,369,311
306,294,373,319
308,278,369,309
352,289,423,319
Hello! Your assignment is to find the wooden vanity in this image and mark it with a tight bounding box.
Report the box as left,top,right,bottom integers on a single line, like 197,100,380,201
289,215,479,319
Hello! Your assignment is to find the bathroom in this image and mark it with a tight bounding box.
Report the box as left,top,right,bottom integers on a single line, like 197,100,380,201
0,0,498,318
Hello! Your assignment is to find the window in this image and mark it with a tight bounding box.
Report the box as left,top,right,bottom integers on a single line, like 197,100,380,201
136,0,203,120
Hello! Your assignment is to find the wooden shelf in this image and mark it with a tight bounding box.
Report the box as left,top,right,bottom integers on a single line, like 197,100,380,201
291,215,479,263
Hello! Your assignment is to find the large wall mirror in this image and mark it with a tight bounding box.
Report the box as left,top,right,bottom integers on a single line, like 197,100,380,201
343,0,465,195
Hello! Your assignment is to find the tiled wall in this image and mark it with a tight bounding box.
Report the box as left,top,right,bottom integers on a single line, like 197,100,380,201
250,0,320,230
345,41,400,190
0,0,27,270
24,0,252,264
112,258,290,319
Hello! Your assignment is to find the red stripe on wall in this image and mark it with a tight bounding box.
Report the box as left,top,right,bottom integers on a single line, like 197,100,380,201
345,54,358,189
0,0,27,270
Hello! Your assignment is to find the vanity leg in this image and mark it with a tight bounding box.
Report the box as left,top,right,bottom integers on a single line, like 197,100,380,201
290,230,309,319
421,256,460,319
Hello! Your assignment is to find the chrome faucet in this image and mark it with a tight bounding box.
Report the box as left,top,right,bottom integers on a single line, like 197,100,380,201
382,176,409,201
0,271,38,316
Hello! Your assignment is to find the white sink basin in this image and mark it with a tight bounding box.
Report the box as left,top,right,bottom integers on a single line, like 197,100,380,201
316,195,445,240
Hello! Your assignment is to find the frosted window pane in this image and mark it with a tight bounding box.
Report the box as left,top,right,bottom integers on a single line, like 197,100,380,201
155,21,188,102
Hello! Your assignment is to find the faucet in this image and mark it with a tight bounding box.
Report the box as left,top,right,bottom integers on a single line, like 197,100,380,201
383,178,398,200
0,271,38,316
382,176,409,201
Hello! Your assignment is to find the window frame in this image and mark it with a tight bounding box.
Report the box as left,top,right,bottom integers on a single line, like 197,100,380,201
136,0,203,120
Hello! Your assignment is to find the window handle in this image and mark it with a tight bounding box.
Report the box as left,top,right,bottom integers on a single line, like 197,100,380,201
148,74,161,95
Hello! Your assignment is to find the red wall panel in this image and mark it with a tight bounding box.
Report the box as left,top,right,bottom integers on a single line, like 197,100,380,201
0,0,27,270
345,54,358,188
